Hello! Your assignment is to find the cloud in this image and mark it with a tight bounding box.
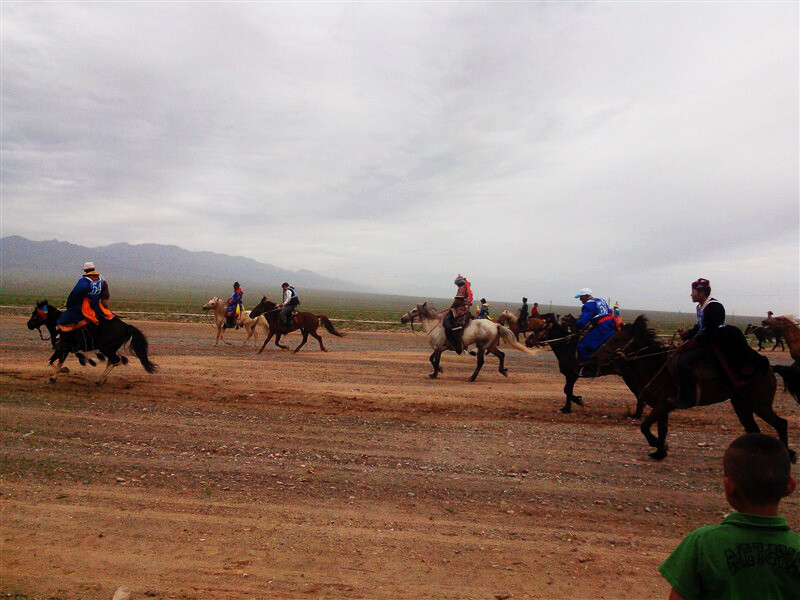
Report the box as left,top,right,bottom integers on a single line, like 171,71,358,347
2,2,797,315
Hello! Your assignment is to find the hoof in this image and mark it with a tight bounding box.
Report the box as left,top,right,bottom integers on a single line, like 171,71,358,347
468,377,477,382
560,406,572,414
649,448,668,461
87,359,97,367
572,396,584,406
60,367,70,373
47,377,56,384
428,373,438,379
500,369,508,377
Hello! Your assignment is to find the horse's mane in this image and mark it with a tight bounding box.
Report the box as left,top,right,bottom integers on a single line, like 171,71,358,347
771,315,799,328
258,296,277,310
630,315,665,349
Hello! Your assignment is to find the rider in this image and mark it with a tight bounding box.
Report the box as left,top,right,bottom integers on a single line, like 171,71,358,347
443,274,473,354
226,282,244,328
278,282,300,334
530,302,540,317
574,288,616,367
518,297,529,334
671,278,767,408
56,262,114,331
612,302,623,330
476,298,490,320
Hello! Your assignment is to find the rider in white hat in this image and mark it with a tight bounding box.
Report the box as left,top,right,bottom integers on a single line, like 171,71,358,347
574,287,616,371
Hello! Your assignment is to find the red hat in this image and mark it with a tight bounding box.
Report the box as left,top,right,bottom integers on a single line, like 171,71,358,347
691,278,710,289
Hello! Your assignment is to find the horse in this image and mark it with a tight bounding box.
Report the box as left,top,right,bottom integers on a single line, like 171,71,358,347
744,324,784,352
248,296,344,354
524,314,630,414
766,315,800,365
594,315,800,461
47,316,158,385
237,310,271,347
495,310,546,342
26,300,62,348
202,297,238,346
400,302,535,381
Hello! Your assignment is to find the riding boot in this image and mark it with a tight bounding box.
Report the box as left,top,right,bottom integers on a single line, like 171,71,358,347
451,327,464,355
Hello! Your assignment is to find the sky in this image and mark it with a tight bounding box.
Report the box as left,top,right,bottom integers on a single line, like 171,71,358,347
2,1,798,316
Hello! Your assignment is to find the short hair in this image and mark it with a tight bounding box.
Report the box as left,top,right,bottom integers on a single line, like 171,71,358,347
281,282,289,287
723,433,791,505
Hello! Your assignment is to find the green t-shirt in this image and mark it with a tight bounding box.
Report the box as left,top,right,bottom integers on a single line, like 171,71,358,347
659,513,800,600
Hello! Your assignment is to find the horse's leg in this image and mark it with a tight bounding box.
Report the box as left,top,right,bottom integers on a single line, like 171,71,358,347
640,405,670,460
429,349,443,378
48,349,69,383
257,331,274,354
491,347,508,377
310,327,327,352
560,374,582,413
293,329,310,354
469,348,485,382
95,358,118,386
748,394,794,463
275,331,289,350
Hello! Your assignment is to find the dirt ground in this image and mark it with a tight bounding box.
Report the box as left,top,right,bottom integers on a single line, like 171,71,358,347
2,315,798,600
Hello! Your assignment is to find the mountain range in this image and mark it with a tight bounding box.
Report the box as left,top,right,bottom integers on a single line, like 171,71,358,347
0,236,366,293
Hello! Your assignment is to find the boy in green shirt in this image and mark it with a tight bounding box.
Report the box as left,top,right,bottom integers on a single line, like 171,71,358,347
659,433,799,599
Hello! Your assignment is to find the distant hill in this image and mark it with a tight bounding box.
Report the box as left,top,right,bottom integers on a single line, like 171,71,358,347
0,235,367,292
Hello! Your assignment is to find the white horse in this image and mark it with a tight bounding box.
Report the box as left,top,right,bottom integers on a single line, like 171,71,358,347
400,302,535,381
237,310,271,347
202,297,237,346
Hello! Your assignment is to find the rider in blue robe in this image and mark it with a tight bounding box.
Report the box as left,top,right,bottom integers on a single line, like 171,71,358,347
574,288,616,363
226,282,244,327
56,262,111,330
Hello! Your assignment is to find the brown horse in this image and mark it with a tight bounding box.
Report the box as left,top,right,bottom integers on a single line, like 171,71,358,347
594,315,800,461
249,297,344,354
766,315,800,365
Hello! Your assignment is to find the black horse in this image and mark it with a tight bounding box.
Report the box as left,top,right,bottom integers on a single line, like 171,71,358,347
595,316,800,461
745,324,785,352
26,300,62,348
47,316,158,385
526,314,631,414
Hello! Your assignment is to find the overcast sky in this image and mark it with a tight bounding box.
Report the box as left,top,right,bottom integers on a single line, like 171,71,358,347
2,1,798,315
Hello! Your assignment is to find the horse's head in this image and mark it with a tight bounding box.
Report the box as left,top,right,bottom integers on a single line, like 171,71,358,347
202,297,222,311
27,300,50,330
594,315,660,364
497,310,513,325
745,324,755,334
400,302,437,325
249,296,276,319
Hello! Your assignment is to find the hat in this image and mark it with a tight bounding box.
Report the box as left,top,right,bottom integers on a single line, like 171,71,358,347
82,261,97,273
574,288,592,298
691,278,710,290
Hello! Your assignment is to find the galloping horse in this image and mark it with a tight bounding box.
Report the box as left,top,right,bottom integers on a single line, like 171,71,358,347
594,315,800,461
745,324,785,352
27,300,62,348
766,315,800,365
202,297,237,346
495,310,546,343
47,317,158,385
526,314,630,414
400,303,534,381
249,297,344,354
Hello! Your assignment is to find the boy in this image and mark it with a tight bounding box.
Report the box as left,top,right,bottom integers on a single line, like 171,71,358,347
659,433,799,599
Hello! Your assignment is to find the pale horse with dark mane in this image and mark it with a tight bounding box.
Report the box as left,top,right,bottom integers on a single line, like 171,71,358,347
400,302,536,381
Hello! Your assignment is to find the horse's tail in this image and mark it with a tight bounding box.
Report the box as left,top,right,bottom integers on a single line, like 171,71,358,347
319,315,345,337
773,364,800,406
497,325,535,354
127,325,159,374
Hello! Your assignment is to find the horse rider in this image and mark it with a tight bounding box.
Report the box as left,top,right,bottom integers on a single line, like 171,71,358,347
530,302,540,317
476,298,490,320
56,261,114,332
574,288,616,367
443,274,473,354
226,282,244,328
277,282,300,334
518,297,529,334
612,302,623,330
671,278,766,409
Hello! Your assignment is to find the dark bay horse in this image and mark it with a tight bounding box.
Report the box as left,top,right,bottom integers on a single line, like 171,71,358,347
595,315,800,461
48,317,158,385
527,314,630,414
249,297,344,354
745,324,785,352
